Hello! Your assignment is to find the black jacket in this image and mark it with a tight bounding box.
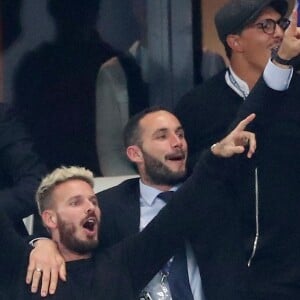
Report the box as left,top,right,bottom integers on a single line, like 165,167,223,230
0,103,46,235
177,71,300,299
233,75,300,299
97,178,140,249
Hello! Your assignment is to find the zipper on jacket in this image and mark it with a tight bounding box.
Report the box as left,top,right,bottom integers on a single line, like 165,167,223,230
247,167,259,267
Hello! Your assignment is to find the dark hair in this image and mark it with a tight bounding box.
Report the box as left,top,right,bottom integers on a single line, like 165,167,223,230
224,42,233,59
47,0,100,24
123,106,171,148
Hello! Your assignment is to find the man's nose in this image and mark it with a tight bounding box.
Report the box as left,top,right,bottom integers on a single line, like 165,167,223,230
170,134,183,147
274,23,284,38
85,200,96,214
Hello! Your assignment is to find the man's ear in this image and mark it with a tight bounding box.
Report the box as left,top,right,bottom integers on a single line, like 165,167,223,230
126,145,143,163
226,34,243,52
41,210,57,229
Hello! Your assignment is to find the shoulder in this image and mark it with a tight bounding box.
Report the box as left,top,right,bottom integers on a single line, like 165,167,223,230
175,69,228,111
187,70,228,96
97,178,140,202
97,56,126,83
18,42,53,65
0,104,28,139
175,69,233,121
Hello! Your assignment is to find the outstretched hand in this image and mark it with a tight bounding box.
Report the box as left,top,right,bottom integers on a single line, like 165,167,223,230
277,10,300,61
211,113,256,158
26,239,66,297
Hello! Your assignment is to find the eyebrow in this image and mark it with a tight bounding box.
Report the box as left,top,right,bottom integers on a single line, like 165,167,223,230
67,195,82,201
254,15,281,23
152,126,184,137
67,194,96,202
175,126,184,132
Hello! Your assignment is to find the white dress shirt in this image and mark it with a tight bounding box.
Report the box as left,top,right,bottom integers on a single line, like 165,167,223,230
263,58,293,91
225,59,293,99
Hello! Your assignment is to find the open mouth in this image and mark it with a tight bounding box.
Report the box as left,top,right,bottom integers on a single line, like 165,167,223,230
166,152,186,161
82,217,97,232
271,43,281,55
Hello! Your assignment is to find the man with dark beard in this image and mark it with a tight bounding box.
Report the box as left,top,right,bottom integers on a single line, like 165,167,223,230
94,107,204,299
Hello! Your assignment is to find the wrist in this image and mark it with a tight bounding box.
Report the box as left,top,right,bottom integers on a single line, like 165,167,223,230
29,237,51,248
271,51,292,69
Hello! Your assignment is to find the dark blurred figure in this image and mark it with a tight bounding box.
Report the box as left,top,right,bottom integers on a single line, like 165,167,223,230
1,0,22,51
0,0,46,238
13,0,118,176
1,0,22,100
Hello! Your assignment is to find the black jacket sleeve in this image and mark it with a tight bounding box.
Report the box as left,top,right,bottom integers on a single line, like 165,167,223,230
0,103,47,220
0,212,29,290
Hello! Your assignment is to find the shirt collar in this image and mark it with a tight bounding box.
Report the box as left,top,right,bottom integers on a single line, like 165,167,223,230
225,66,250,99
139,179,180,206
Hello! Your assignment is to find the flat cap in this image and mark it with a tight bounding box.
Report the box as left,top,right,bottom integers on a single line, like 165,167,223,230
215,0,295,42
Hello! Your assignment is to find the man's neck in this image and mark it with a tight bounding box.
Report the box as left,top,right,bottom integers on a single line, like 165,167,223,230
140,178,173,192
57,242,92,262
230,58,263,91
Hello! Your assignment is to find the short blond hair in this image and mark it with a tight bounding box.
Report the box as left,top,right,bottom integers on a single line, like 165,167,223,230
36,166,94,214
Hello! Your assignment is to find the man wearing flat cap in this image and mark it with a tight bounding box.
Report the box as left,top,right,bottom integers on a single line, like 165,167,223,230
176,1,300,299
175,0,294,170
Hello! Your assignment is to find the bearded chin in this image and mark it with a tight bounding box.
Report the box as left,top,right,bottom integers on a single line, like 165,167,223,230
143,152,187,186
57,219,99,255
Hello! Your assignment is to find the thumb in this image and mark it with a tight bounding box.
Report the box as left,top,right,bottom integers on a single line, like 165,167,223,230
59,261,67,281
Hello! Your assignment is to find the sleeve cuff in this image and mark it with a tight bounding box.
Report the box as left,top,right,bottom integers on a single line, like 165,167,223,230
29,237,50,248
263,58,293,91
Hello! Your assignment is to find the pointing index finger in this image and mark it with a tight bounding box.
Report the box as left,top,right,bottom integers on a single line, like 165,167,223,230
235,113,256,132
